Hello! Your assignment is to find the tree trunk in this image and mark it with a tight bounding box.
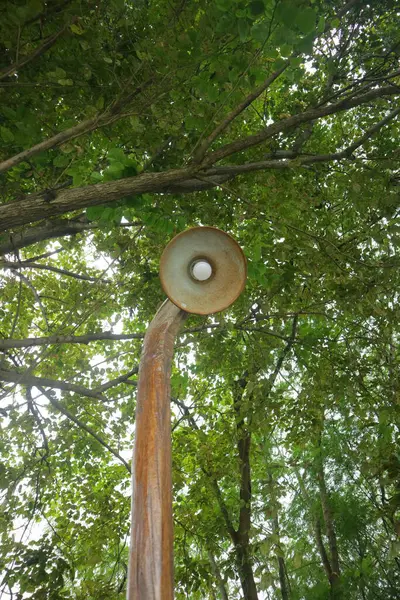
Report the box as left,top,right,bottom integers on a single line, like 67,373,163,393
315,437,341,597
272,515,289,600
208,550,229,600
233,374,259,600
235,544,259,600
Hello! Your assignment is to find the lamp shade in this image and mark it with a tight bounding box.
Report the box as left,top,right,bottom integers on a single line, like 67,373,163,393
159,227,247,315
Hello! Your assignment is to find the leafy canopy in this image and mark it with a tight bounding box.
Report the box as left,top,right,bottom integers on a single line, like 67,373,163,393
0,0,399,598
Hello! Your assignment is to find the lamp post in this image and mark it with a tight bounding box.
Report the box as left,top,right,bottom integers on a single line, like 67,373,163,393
127,227,247,600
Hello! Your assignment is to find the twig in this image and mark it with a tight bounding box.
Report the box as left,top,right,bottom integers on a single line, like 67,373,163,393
37,386,131,473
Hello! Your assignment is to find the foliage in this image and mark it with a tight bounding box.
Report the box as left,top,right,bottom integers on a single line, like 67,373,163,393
0,0,400,598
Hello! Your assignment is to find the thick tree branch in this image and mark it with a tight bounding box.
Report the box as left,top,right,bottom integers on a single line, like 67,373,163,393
2,87,397,234
0,368,106,400
234,374,252,542
0,167,194,232
0,23,72,81
174,392,259,600
233,373,259,600
172,397,238,541
202,85,399,166
37,385,131,473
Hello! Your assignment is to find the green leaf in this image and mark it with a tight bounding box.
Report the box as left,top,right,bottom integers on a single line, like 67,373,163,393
48,67,66,80
280,43,292,57
86,206,105,221
53,154,70,168
276,2,299,28
90,171,103,182
107,148,127,163
70,23,84,35
297,31,316,54
0,126,14,142
251,20,270,42
296,7,317,34
249,1,265,16
317,16,326,33
238,18,249,42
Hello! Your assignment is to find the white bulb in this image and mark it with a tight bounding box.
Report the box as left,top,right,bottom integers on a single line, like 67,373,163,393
191,260,212,281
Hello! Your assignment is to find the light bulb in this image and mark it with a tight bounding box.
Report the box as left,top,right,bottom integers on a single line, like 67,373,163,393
191,260,212,281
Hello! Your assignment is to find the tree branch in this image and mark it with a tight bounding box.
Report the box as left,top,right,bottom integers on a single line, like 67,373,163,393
172,397,238,541
202,84,399,166
295,469,333,582
0,167,194,232
233,373,252,541
0,215,141,255
0,23,72,81
37,385,131,473
1,260,111,283
0,331,145,350
207,551,229,600
0,368,106,400
193,64,289,164
26,387,49,458
94,367,139,393
267,315,298,392
11,270,49,330
0,319,294,351
192,0,360,163
2,86,397,234
201,104,400,180
0,78,154,174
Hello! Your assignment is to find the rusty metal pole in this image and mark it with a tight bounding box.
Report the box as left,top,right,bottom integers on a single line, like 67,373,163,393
127,227,247,600
127,300,187,600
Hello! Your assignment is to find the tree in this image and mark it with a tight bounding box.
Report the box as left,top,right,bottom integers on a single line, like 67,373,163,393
0,0,399,598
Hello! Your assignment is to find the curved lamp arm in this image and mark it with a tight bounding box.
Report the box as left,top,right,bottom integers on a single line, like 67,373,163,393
127,300,187,600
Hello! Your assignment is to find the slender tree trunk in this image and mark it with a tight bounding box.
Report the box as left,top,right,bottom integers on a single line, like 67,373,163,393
296,470,334,588
315,435,342,597
176,376,260,600
233,374,259,600
208,550,229,600
268,471,289,600
272,515,289,600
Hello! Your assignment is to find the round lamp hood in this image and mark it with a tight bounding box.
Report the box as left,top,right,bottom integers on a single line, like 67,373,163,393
159,227,247,315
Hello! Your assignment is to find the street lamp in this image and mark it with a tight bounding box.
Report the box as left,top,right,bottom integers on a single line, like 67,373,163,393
127,227,247,599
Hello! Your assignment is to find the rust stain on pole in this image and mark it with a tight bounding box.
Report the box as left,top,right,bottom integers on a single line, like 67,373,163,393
127,300,187,600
